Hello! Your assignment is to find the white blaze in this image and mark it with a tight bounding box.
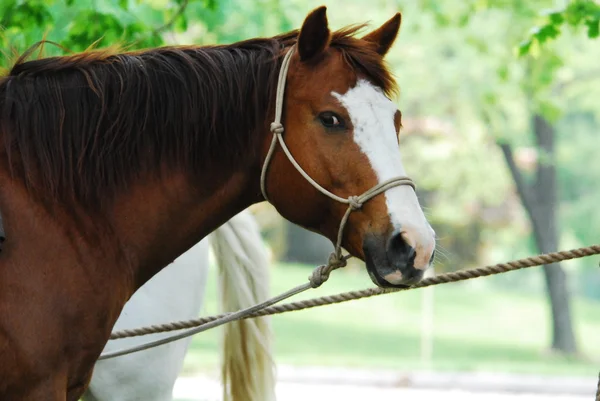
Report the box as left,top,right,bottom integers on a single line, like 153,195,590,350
333,79,434,268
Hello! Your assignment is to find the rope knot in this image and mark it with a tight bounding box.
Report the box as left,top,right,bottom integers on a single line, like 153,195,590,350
348,195,362,210
309,252,348,288
327,251,347,269
270,122,284,134
309,264,331,288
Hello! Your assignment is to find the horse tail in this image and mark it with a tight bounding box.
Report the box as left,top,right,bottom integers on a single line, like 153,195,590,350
209,209,277,401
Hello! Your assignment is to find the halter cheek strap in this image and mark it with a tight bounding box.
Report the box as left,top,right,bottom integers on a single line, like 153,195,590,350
260,45,416,285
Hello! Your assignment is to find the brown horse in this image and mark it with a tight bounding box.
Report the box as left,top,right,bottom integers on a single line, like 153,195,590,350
0,6,435,400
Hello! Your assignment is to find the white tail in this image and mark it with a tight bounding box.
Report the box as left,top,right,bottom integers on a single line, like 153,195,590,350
209,210,277,401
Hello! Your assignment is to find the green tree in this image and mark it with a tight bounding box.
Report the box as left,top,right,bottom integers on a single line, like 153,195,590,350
519,0,600,55
0,0,289,67
417,0,600,354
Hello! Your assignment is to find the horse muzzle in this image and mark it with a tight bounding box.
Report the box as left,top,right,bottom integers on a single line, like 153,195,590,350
363,229,432,288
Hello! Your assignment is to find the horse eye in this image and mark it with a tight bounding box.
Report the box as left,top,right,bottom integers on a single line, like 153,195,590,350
318,112,345,129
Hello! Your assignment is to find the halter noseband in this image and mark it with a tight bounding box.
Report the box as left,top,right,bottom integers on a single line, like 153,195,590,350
260,45,416,284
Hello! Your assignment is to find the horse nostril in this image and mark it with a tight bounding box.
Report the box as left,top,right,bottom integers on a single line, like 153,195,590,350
387,231,416,267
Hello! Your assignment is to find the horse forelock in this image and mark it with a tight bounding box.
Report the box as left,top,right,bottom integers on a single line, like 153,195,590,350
328,24,399,98
0,23,397,210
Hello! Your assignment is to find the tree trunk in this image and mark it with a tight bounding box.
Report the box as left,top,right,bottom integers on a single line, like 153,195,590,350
498,114,578,354
530,115,577,353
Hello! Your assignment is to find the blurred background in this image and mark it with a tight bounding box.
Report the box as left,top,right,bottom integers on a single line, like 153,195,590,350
2,0,599,399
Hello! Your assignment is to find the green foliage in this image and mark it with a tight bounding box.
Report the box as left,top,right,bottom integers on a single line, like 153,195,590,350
519,0,600,55
419,0,598,55
0,0,222,66
414,0,600,244
0,0,293,72
1,0,54,29
65,10,125,50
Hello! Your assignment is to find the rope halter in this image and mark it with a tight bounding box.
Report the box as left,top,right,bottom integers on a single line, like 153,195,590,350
260,45,417,287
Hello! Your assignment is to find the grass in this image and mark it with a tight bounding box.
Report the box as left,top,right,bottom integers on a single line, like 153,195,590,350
181,262,600,377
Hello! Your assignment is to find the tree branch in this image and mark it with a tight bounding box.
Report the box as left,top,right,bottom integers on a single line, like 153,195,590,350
153,0,189,36
497,142,537,219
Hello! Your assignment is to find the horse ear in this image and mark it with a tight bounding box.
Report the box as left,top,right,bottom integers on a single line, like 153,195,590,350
297,6,331,62
362,13,402,57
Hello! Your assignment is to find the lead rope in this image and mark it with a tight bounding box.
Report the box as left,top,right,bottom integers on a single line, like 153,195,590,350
99,44,415,360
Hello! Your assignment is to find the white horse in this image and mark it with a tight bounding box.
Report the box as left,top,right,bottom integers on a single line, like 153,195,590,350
82,209,277,401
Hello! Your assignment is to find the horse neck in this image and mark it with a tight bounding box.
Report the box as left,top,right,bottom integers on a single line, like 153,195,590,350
108,164,261,293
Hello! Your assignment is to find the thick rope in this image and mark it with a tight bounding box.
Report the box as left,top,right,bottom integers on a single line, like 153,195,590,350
108,243,600,340
100,246,600,398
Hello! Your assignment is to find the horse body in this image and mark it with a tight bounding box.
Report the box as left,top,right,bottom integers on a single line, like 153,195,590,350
0,175,130,398
0,167,248,398
83,209,275,401
0,7,435,399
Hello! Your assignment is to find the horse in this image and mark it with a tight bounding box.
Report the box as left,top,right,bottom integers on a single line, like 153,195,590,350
82,209,276,401
0,6,436,399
